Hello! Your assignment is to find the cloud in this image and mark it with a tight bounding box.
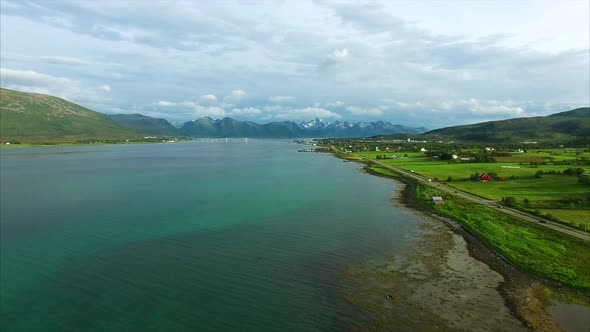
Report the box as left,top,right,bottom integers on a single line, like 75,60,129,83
268,95,295,103
434,99,525,116
226,89,247,101
98,84,111,92
157,100,175,107
0,68,104,104
200,94,217,102
345,106,387,116
326,100,344,107
273,107,341,120
229,107,263,116
0,68,73,86
320,48,350,69
0,1,587,127
41,55,90,65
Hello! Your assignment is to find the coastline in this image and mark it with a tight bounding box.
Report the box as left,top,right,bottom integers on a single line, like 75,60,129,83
347,155,587,330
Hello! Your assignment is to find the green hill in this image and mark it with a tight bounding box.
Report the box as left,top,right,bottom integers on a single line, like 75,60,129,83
0,88,138,142
423,107,590,144
109,113,180,136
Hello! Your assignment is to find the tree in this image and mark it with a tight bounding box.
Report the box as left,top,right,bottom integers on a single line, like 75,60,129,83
523,198,530,207
578,175,590,186
447,176,453,182
502,196,517,207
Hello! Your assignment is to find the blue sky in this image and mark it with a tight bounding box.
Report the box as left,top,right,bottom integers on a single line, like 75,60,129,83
1,0,588,128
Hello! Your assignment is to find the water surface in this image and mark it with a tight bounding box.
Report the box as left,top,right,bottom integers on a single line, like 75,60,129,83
0,140,526,331
1,140,421,331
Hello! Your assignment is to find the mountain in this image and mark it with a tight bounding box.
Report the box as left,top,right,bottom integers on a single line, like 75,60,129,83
300,119,428,137
423,107,590,143
109,113,180,136
0,88,137,142
179,117,427,138
0,88,425,141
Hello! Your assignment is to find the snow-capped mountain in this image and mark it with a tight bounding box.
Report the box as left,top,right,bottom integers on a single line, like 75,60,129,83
180,117,427,138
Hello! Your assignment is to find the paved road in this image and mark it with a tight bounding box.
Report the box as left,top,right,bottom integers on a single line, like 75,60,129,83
360,156,589,241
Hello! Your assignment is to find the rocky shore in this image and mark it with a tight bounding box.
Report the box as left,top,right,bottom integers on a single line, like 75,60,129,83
354,163,582,331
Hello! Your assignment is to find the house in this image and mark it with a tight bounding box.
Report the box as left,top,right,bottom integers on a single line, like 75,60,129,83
420,148,428,152
432,196,444,205
480,173,493,182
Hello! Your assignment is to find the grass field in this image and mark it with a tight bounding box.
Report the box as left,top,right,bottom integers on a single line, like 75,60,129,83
368,164,590,291
355,149,590,228
415,180,590,291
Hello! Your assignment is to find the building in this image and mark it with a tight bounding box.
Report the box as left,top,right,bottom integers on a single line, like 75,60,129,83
480,173,493,182
432,196,444,205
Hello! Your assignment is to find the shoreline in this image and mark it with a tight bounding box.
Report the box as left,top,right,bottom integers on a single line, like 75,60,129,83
352,156,586,330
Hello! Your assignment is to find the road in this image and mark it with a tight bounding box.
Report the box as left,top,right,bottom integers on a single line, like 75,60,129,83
357,156,590,241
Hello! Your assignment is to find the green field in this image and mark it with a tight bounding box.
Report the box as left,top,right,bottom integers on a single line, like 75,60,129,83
356,149,590,228
368,164,590,290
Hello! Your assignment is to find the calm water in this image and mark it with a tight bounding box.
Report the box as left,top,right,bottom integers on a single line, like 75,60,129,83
1,140,426,331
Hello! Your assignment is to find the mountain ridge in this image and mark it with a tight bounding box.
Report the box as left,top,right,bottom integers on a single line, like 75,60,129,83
2,88,587,143
420,107,590,143
0,88,138,141
109,113,181,136
179,117,427,138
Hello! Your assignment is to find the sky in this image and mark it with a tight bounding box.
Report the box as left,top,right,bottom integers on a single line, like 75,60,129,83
1,0,589,128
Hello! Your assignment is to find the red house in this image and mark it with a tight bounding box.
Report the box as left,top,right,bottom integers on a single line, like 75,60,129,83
480,173,493,182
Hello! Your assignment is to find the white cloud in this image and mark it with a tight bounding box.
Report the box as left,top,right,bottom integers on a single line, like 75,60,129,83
0,68,73,86
193,105,226,118
433,99,524,116
41,55,90,65
157,100,175,107
326,100,344,107
329,49,349,62
345,106,387,116
273,107,341,120
98,84,111,92
321,48,350,69
226,89,247,101
268,95,295,102
200,94,217,102
0,68,103,104
229,107,263,116
0,1,587,127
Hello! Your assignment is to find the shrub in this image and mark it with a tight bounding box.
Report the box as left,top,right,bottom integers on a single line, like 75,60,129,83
502,196,517,207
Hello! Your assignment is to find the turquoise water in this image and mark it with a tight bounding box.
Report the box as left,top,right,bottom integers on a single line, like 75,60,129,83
0,140,423,331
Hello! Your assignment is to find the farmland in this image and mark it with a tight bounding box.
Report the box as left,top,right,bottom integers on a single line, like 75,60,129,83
334,145,590,230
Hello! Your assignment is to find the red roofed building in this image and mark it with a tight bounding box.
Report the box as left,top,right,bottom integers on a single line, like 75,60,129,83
480,173,493,182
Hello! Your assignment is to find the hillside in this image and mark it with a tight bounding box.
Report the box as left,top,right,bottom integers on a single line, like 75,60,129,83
423,107,590,143
109,114,180,136
180,117,427,138
0,88,138,142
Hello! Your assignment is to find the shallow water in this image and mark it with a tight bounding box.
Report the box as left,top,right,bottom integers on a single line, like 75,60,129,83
1,140,524,331
549,301,590,332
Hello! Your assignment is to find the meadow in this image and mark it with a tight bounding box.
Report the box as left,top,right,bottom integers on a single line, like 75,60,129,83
368,164,590,291
356,148,590,228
